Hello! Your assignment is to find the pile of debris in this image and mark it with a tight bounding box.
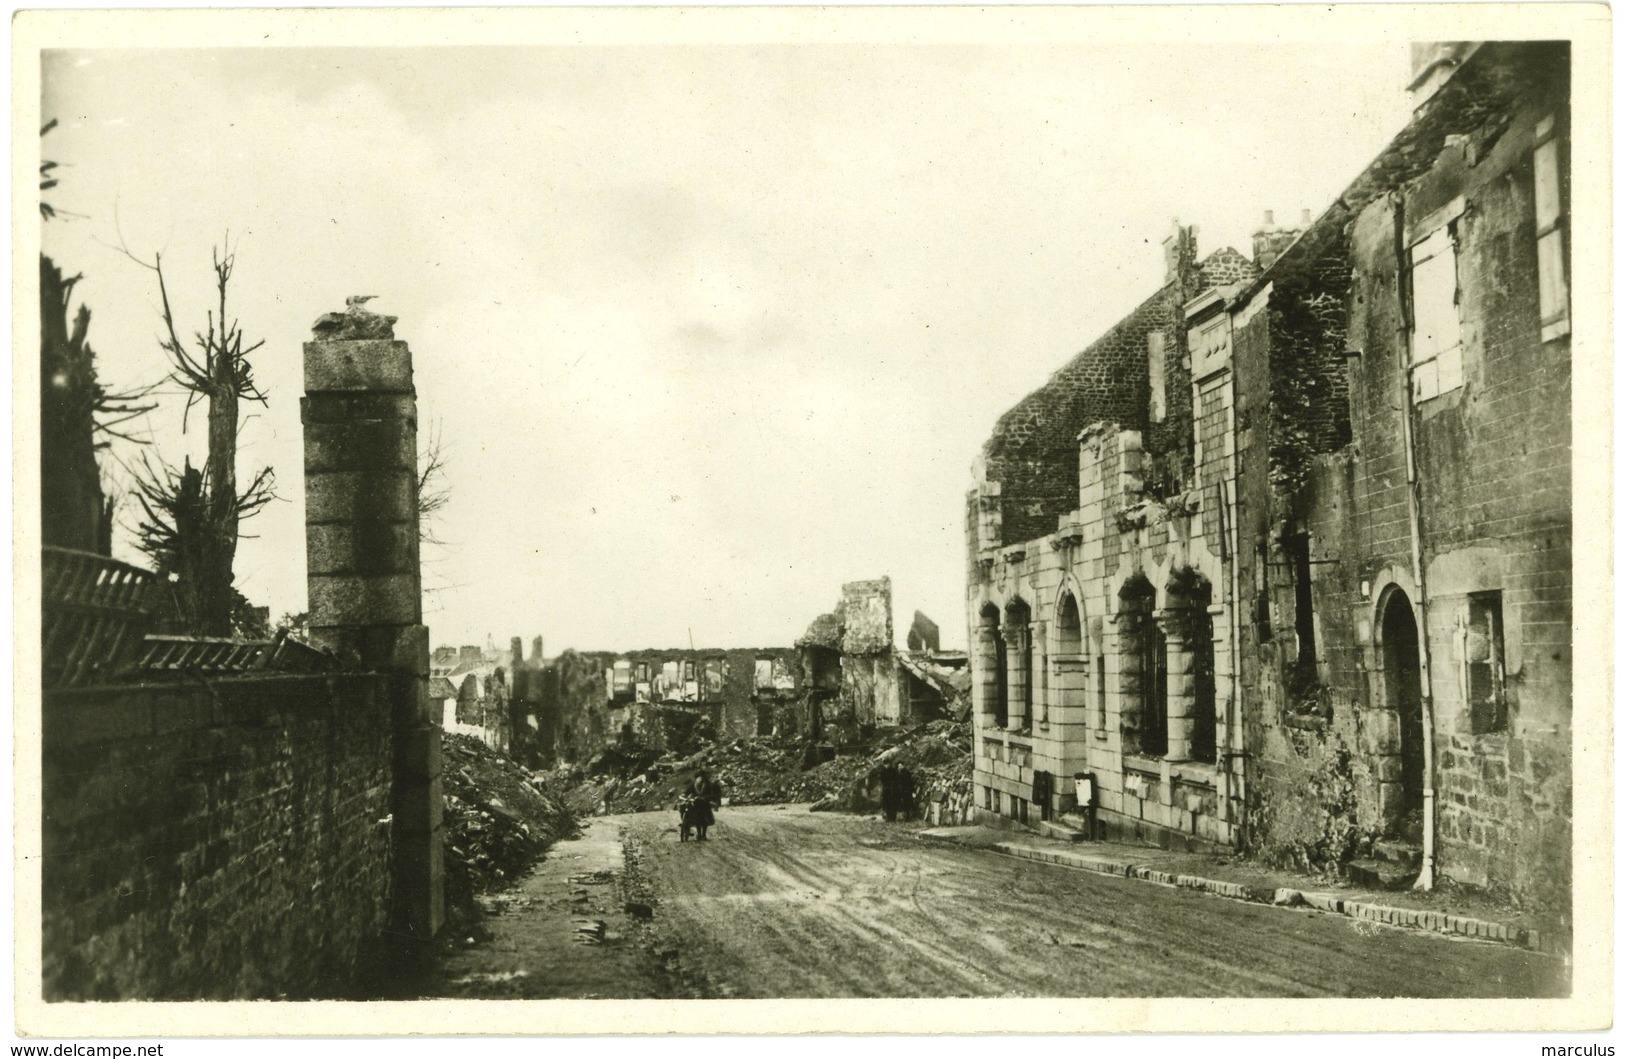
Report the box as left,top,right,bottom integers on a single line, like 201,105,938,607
809,720,974,822
442,733,582,930
561,720,974,824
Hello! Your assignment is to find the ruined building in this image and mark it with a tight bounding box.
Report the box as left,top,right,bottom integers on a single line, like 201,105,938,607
966,41,1570,922
528,581,966,764
528,644,804,763
799,578,967,742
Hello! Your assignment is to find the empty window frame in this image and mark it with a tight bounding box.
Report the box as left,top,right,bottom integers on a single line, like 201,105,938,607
1148,331,1168,423
1140,622,1169,757
1409,225,1464,401
1467,592,1508,734
1534,113,1570,341
1095,652,1107,733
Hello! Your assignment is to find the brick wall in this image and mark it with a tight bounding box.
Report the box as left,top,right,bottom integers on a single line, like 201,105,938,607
42,674,394,1000
1344,71,1571,909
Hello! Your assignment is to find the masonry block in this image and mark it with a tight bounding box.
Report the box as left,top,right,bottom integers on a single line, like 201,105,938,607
308,574,421,627
304,471,416,524
306,521,416,577
304,419,416,475
304,340,414,393
1372,754,1404,783
312,624,430,679
390,826,445,941
301,392,417,426
1360,709,1400,755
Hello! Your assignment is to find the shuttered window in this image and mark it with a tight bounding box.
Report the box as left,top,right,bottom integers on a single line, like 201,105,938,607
1534,113,1570,342
1408,226,1463,401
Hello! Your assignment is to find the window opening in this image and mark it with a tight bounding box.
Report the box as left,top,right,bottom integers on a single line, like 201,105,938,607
1095,653,1107,732
1285,531,1318,676
1534,113,1570,341
1467,592,1508,733
1408,225,1464,401
1141,622,1169,757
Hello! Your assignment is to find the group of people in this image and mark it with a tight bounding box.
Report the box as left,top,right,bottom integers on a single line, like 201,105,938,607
678,769,722,842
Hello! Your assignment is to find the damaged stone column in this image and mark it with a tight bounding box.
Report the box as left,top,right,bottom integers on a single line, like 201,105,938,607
1158,612,1195,762
302,306,443,948
1002,622,1032,730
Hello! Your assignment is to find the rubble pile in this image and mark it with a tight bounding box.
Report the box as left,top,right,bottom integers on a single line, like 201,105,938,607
810,720,974,820
442,734,583,927
563,721,973,822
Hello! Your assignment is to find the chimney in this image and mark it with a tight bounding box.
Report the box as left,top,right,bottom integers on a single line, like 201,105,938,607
1252,209,1304,273
459,645,481,666
510,636,524,670
1408,42,1479,106
1162,219,1199,287
532,635,545,666
303,303,443,946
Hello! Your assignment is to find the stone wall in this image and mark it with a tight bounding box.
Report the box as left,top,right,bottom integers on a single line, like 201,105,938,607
1220,43,1571,915
542,645,805,760
979,282,1178,547
42,674,393,1000
967,227,1251,852
1341,59,1571,909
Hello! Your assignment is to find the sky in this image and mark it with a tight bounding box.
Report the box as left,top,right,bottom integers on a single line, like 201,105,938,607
39,37,1413,654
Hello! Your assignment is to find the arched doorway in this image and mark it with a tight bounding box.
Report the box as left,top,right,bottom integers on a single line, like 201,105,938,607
1381,589,1425,838
1053,591,1084,734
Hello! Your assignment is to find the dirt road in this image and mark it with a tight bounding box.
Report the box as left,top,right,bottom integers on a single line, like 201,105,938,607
619,805,1565,998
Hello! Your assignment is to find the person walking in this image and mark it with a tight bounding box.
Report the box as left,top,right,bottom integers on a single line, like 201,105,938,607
688,769,721,841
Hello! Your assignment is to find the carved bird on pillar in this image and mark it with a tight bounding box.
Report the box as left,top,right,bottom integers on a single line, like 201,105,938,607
312,295,397,341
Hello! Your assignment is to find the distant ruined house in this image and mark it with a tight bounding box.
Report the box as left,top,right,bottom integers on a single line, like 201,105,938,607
798,578,967,742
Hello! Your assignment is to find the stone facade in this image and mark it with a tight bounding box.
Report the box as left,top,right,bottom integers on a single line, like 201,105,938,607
968,220,1258,847
965,41,1571,923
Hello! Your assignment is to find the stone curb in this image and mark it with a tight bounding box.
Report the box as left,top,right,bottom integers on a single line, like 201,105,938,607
966,839,1551,955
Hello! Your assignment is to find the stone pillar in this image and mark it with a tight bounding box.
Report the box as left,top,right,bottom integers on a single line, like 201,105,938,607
974,621,1002,729
1003,623,1031,730
303,326,442,947
1159,611,1196,762
1107,613,1138,737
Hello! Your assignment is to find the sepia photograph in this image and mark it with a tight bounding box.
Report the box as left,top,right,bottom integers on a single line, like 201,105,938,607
13,2,1612,1040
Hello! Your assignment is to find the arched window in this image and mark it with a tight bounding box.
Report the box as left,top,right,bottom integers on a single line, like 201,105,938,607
976,604,1007,729
1169,574,1216,764
1147,569,1217,763
1051,592,1084,730
1004,599,1033,731
1117,576,1163,756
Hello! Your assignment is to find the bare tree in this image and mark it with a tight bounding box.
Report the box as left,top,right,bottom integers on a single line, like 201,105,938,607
128,243,275,636
39,118,59,220
39,118,155,552
417,418,451,545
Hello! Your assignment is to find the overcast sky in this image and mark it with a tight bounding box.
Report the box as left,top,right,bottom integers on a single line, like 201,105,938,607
40,39,1413,653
